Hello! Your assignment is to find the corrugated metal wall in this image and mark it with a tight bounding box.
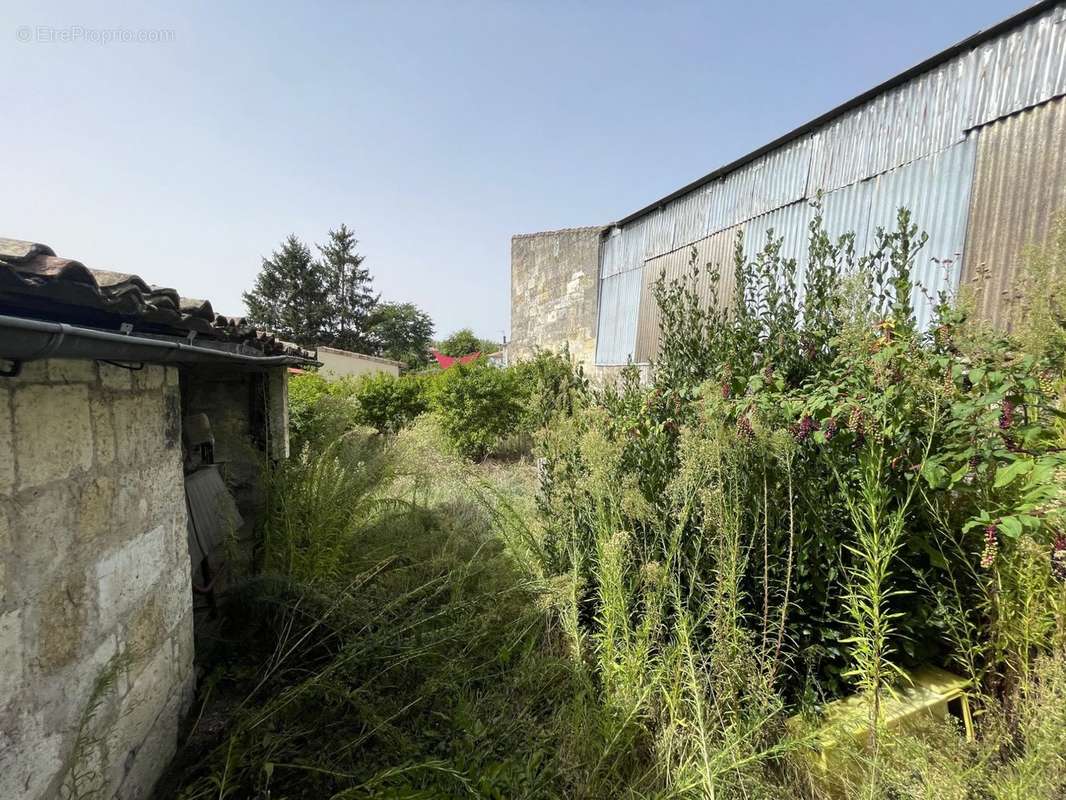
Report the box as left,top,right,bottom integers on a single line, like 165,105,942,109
594,267,643,365
864,137,978,329
634,226,742,362
963,95,1066,328
593,2,1066,364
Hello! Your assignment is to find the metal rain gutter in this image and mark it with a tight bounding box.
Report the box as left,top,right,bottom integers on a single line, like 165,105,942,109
0,314,310,368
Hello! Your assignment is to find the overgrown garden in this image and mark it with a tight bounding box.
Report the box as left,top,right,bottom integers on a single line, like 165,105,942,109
164,210,1066,799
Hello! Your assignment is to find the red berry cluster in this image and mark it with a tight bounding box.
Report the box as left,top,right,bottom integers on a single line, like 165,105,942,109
791,414,819,443
1000,399,1015,430
823,418,839,441
981,523,999,569
721,382,731,400
1052,535,1066,582
736,415,755,443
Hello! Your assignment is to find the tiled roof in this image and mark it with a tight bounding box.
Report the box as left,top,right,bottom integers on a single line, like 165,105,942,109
0,237,311,359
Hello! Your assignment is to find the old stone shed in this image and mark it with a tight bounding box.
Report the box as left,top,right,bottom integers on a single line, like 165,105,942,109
0,237,313,799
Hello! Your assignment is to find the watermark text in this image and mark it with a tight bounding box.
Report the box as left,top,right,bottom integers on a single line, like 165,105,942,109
16,25,175,45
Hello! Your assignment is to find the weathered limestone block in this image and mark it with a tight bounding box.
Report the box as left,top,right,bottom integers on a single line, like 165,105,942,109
15,359,49,382
95,525,170,632
77,476,116,545
90,394,117,466
0,608,23,701
11,483,77,596
14,384,93,489
49,359,97,384
0,708,64,800
112,392,165,465
107,644,179,799
99,363,133,391
0,387,13,490
0,508,9,606
37,573,88,673
134,365,165,391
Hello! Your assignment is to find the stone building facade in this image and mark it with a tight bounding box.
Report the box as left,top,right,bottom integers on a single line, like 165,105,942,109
0,360,194,799
509,227,602,368
0,236,311,799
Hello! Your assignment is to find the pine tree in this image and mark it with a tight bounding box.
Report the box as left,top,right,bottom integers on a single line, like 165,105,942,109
318,224,379,352
371,301,435,368
243,235,327,346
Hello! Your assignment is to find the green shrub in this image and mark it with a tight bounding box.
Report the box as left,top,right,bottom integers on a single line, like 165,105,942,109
350,371,429,434
510,346,589,433
288,371,360,449
431,360,524,459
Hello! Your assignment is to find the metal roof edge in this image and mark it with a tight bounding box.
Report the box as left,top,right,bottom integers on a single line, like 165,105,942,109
608,0,1060,233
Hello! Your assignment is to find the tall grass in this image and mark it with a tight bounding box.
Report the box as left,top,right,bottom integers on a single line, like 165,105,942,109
165,209,1066,799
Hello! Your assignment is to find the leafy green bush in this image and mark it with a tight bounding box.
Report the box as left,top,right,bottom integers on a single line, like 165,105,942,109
350,371,430,434
510,346,589,433
431,360,525,459
289,370,431,447
288,371,360,449
538,207,1066,720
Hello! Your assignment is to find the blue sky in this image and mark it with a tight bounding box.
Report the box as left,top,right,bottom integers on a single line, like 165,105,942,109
1,0,1029,342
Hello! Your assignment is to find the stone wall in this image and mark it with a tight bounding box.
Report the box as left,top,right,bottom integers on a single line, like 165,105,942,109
510,226,603,367
0,359,194,800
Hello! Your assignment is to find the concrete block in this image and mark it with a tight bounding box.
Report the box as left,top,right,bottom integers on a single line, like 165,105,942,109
96,526,170,631
14,383,93,489
164,366,180,387
99,363,133,391
90,395,116,466
37,572,88,673
49,359,97,384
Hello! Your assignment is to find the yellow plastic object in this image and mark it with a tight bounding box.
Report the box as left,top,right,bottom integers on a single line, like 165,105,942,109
793,666,974,775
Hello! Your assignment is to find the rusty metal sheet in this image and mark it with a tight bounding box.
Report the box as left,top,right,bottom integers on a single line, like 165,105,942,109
634,226,742,363
966,4,1066,130
962,95,1066,328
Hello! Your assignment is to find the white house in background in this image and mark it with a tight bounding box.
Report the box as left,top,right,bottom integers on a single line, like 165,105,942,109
315,346,404,379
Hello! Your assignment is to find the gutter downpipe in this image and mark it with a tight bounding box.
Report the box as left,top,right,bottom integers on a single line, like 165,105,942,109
0,314,308,367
